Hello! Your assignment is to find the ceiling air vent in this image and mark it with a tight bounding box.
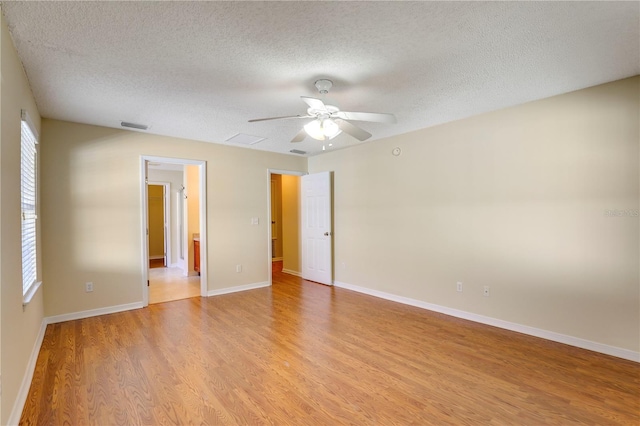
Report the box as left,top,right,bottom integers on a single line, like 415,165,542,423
226,133,266,145
290,149,306,155
121,121,148,130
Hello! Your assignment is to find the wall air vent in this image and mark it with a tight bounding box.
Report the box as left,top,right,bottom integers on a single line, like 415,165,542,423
290,149,306,155
121,121,148,130
226,133,266,145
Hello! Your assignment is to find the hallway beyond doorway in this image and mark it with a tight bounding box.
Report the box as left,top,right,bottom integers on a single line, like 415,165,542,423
149,267,200,304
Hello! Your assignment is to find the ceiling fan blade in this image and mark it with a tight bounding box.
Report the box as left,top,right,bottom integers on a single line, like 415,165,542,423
301,96,328,112
248,115,313,123
335,119,372,141
335,111,397,124
291,128,307,143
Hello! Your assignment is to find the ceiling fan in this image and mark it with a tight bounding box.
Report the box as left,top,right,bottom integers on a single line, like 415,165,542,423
249,79,396,143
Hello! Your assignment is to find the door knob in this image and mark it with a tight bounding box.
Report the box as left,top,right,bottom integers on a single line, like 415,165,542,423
324,231,332,236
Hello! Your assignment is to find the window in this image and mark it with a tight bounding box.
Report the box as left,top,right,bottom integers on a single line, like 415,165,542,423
21,110,39,302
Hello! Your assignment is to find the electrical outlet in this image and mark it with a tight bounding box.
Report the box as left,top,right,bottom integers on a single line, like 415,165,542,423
236,264,242,273
483,286,490,297
85,282,93,292
456,282,463,292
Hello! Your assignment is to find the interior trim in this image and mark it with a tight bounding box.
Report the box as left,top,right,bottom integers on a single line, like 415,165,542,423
7,320,47,426
281,269,301,277
46,302,145,324
207,281,270,297
334,281,640,363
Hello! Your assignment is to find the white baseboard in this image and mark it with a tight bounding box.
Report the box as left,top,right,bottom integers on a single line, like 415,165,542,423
334,281,639,363
271,257,283,262
45,302,144,324
281,269,301,277
7,320,48,426
148,255,164,260
208,281,270,297
177,259,186,273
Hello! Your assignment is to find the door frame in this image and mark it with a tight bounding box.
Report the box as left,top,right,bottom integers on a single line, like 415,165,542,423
147,181,171,267
141,156,208,307
267,169,306,287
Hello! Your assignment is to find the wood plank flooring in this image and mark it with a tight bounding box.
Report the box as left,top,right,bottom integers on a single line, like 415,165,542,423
149,259,165,269
20,270,639,425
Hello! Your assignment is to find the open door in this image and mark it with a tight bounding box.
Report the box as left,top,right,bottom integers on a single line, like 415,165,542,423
301,171,333,285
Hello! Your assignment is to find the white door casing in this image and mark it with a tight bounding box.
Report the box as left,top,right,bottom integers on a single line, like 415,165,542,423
266,169,306,286
163,184,168,267
141,156,208,306
301,171,333,285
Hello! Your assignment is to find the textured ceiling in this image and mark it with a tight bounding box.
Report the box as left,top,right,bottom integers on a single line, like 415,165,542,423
2,1,638,156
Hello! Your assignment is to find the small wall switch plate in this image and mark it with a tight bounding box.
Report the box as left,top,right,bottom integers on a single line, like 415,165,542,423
483,286,490,297
85,282,93,292
236,264,242,273
251,217,259,225
456,282,463,292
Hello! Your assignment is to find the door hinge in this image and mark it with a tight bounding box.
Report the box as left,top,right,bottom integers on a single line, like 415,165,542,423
147,280,150,287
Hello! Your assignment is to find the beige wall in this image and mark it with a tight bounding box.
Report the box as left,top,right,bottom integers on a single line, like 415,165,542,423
309,77,640,352
0,11,44,425
40,119,307,317
147,168,183,267
186,165,200,275
282,175,301,273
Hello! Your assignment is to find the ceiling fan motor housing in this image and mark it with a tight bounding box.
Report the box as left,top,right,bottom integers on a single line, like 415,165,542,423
315,79,333,94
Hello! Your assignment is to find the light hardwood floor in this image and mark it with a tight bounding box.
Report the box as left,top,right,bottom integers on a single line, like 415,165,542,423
20,270,639,425
149,266,200,304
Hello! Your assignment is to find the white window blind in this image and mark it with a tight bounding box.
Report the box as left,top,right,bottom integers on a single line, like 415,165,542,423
21,110,38,297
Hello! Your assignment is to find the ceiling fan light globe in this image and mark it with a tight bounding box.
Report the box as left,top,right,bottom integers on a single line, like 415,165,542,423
304,119,325,140
322,118,341,139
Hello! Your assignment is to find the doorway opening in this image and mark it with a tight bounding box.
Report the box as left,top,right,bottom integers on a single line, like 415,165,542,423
148,182,170,268
141,156,208,306
267,169,305,285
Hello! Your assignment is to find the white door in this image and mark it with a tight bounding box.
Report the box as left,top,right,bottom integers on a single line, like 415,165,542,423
301,171,333,285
